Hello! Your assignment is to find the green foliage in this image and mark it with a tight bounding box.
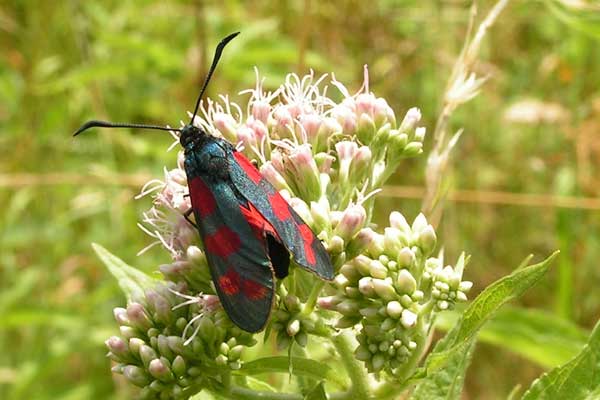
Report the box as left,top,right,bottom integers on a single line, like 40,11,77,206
522,320,600,399
436,306,589,368
411,252,558,399
240,358,348,389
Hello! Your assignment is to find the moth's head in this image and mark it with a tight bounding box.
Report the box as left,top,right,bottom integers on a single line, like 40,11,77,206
179,124,205,148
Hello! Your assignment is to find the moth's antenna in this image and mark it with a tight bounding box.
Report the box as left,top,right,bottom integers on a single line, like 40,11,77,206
73,120,180,136
189,32,240,126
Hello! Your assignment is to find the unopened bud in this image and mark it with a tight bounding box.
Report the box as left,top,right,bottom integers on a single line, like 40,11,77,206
139,345,158,367
403,142,423,157
286,319,300,336
357,113,376,144
148,358,174,382
459,281,473,292
386,301,403,319
417,225,437,255
346,228,377,258
126,303,152,331
397,247,416,268
123,365,151,387
172,355,187,377
369,260,388,279
372,278,397,301
186,246,206,266
105,336,129,361
396,270,417,294
358,277,376,297
400,309,418,329
355,345,372,361
399,107,421,133
113,307,129,325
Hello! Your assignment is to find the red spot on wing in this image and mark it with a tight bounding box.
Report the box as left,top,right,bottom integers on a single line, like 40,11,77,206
204,226,241,258
242,279,269,300
189,177,216,217
233,152,263,184
239,202,278,241
298,224,316,265
268,192,292,221
219,268,241,295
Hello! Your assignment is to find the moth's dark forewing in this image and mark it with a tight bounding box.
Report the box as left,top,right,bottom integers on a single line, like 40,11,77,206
185,141,275,332
228,151,335,281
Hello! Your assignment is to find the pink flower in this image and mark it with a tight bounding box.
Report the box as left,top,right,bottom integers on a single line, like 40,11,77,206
251,100,271,124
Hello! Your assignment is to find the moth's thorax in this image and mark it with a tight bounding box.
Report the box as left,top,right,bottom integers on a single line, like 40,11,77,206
182,132,231,181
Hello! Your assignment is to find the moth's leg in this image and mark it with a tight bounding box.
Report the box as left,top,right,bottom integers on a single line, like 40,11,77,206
183,208,198,229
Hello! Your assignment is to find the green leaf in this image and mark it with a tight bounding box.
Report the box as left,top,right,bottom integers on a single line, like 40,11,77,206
436,306,588,368
239,357,348,389
521,319,600,399
91,243,157,302
243,376,278,393
411,339,475,400
424,251,559,372
304,381,327,400
544,0,600,40
409,251,559,398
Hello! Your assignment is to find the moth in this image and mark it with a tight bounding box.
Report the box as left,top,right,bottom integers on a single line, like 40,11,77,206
74,32,334,332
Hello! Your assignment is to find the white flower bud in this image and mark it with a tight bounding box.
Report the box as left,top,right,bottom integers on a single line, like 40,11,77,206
399,107,421,133
417,225,437,255
397,247,416,268
366,231,385,258
400,309,417,329
357,113,376,144
287,319,301,336
358,277,376,297
414,126,426,142
396,269,417,294
369,260,388,279
334,274,350,289
386,301,403,319
459,281,473,292
389,211,411,232
412,213,429,233
310,201,330,232
359,306,379,317
113,307,129,325
372,278,397,301
186,246,206,266
327,235,345,254
353,255,374,276
340,263,360,281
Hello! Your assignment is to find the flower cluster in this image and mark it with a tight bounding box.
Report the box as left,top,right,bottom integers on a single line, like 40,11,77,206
106,66,472,395
106,282,256,399
319,212,471,376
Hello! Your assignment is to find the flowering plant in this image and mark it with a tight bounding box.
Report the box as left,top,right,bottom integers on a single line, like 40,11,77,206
97,67,557,399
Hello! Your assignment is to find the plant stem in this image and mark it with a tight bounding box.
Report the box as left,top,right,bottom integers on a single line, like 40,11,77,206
302,281,324,316
332,330,370,399
228,386,303,400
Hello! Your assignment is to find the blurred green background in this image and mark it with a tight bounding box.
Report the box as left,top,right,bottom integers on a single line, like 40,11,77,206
1,0,599,398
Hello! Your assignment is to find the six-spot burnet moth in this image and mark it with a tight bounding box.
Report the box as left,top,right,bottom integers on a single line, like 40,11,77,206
74,32,334,332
